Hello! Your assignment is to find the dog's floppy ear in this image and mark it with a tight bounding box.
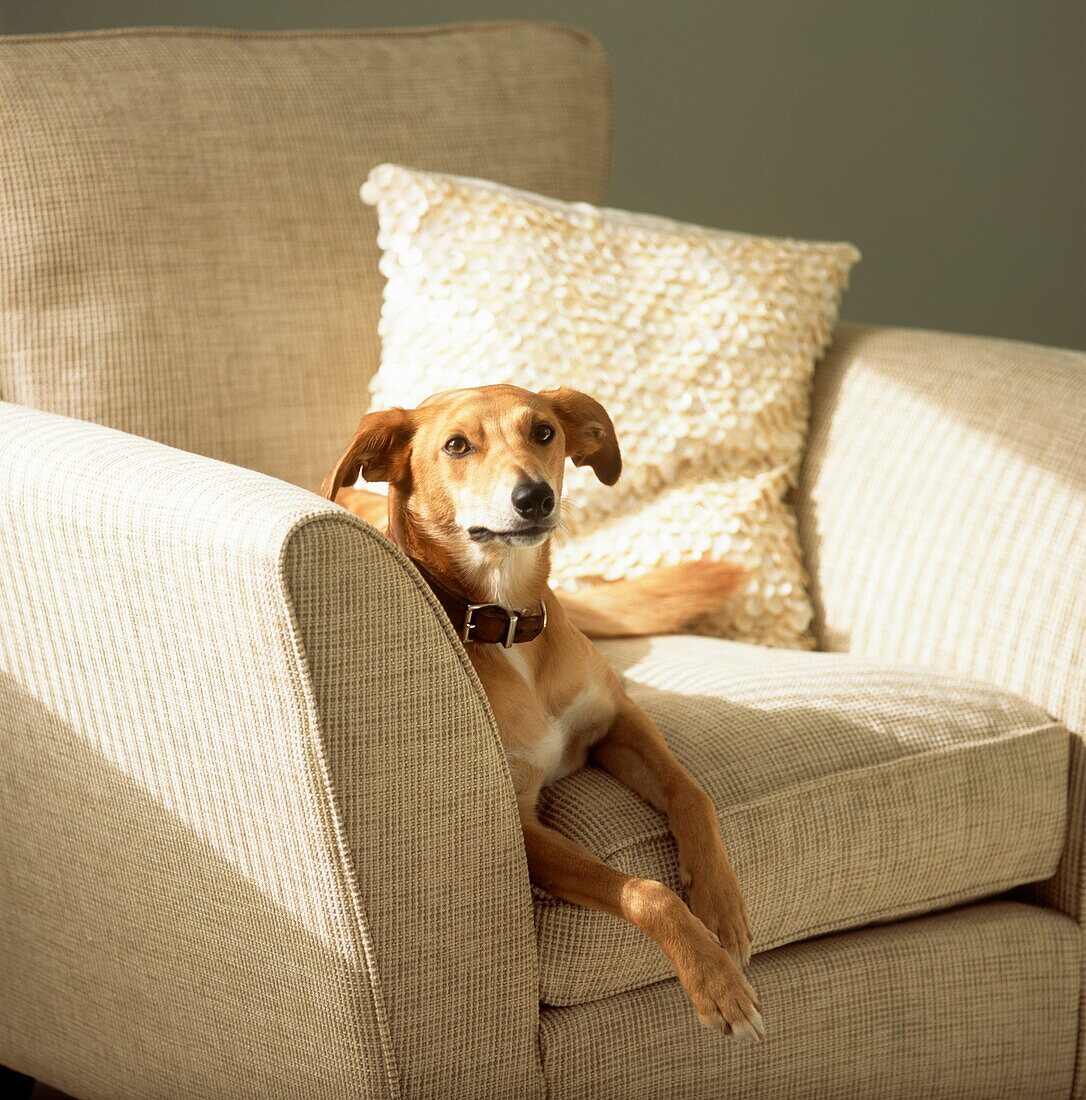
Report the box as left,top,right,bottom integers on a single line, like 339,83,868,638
320,407,416,500
543,387,622,486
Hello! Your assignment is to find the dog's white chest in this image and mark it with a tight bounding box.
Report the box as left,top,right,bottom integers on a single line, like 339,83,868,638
501,648,614,786
528,717,572,785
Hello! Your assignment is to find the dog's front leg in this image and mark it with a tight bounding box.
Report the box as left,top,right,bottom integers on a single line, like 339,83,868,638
519,797,762,1039
591,700,752,969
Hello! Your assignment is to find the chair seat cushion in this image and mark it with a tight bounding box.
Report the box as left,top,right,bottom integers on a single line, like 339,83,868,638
534,635,1068,1006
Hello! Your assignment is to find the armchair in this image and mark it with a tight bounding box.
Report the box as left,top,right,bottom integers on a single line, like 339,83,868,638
2,23,1083,1100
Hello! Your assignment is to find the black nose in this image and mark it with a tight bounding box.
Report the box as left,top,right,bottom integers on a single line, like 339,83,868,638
511,481,555,520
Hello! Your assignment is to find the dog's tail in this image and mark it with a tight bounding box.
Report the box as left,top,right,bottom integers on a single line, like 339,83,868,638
333,487,390,531
558,560,746,639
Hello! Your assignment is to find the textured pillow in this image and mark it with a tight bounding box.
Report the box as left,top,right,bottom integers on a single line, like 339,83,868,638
363,164,859,647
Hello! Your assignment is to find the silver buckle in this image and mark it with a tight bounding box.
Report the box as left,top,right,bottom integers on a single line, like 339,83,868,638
502,610,520,648
462,603,486,644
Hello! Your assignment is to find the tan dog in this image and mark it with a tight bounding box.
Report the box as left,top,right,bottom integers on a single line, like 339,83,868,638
323,384,763,1039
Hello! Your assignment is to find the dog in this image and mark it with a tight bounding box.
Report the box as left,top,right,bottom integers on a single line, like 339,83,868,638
322,384,763,1040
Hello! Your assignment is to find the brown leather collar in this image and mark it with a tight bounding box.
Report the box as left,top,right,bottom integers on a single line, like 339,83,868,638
409,557,547,647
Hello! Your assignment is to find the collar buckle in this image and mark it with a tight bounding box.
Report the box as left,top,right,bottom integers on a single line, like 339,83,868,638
462,602,487,644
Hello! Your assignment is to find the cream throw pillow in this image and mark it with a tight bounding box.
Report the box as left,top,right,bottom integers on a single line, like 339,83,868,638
362,164,859,647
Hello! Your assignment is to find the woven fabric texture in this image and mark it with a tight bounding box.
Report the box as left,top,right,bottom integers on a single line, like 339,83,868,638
363,164,858,648
534,634,1068,1005
0,25,611,493
797,323,1086,923
539,902,1081,1100
0,403,542,1099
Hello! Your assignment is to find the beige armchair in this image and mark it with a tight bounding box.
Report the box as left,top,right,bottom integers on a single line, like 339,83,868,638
2,24,1083,1100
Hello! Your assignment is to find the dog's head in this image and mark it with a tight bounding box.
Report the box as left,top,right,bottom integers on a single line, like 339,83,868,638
321,384,621,549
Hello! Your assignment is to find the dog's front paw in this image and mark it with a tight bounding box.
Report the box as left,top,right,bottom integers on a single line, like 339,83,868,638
679,927,764,1041
683,864,752,969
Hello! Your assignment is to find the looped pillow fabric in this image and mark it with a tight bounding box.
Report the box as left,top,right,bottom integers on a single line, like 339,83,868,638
363,164,859,647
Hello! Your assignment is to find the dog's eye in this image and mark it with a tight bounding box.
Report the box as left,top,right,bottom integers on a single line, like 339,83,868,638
532,423,555,444
443,435,471,456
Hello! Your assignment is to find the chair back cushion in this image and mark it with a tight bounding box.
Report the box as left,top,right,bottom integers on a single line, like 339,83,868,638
0,25,611,489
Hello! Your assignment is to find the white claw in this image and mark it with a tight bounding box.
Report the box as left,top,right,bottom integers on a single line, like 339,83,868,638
733,1008,765,1042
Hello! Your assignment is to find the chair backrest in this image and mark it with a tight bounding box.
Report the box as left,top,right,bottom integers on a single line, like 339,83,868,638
0,24,612,490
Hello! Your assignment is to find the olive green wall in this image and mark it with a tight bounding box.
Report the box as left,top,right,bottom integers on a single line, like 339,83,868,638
5,0,1083,349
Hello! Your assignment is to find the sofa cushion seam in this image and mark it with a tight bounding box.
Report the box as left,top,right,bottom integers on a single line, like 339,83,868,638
0,22,605,47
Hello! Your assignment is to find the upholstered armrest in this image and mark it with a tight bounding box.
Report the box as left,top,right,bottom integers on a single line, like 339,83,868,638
0,404,541,1099
797,323,1086,918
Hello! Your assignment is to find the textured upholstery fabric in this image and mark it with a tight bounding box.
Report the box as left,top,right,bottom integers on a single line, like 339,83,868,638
363,163,858,647
540,902,1081,1100
797,323,1086,1099
3,22,1083,1097
0,25,611,492
0,403,543,1099
534,634,1068,1005
797,324,1086,924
